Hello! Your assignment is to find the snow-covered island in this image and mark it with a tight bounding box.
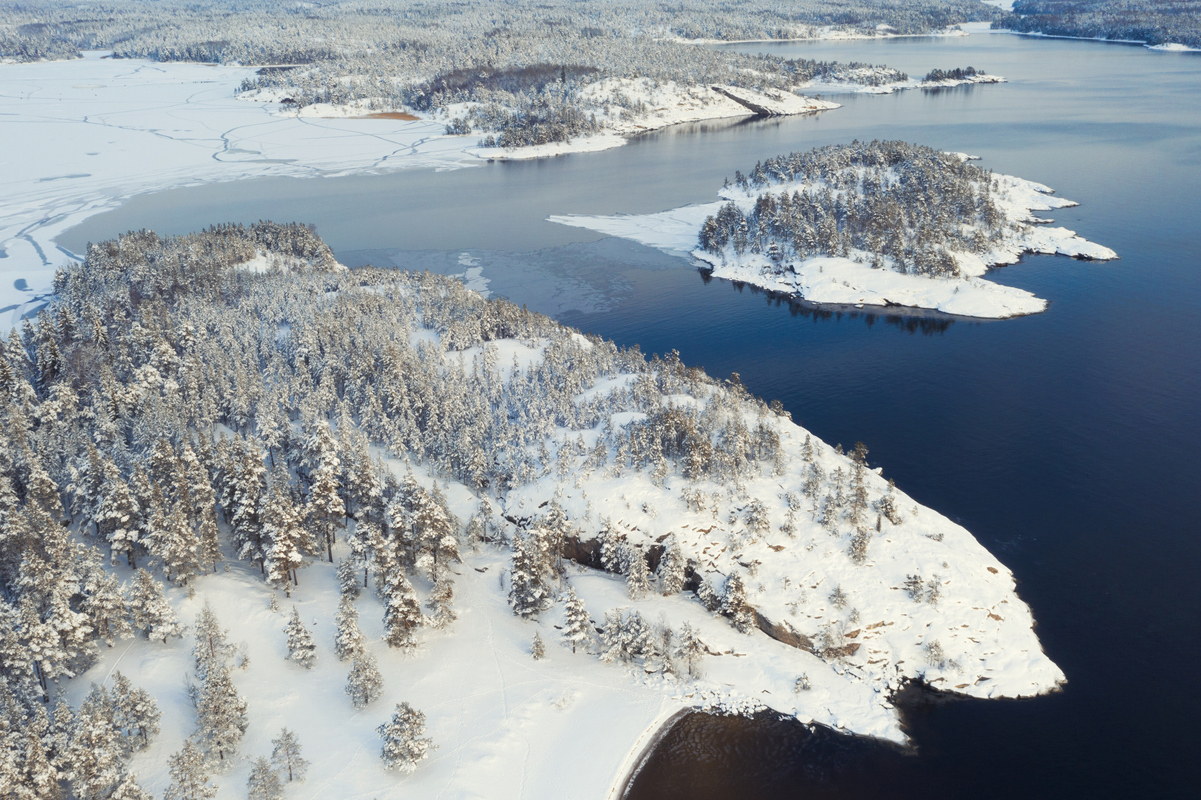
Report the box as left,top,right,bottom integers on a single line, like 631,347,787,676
550,140,1116,318
0,224,1062,798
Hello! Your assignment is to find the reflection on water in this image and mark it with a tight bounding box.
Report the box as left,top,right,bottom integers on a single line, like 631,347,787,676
626,710,938,800
706,272,959,335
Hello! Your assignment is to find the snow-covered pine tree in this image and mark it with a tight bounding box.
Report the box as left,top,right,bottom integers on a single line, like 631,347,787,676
597,520,626,573
70,443,108,536
531,631,545,660
192,603,231,680
109,771,155,800
229,443,268,571
334,596,365,662
381,562,423,651
507,530,551,618
337,558,360,600
622,610,653,661
410,482,458,582
81,565,133,646
345,652,384,709
283,608,316,669
96,461,143,568
675,621,705,679
270,728,308,783
125,569,183,643
147,489,201,585
247,756,283,800
163,740,216,800
598,609,627,664
195,661,248,765
656,536,686,595
719,572,755,634
303,423,345,563
18,729,59,800
377,702,434,774
181,445,221,573
262,479,311,596
111,671,160,752
560,587,592,654
426,576,456,629
65,684,125,800
624,544,651,600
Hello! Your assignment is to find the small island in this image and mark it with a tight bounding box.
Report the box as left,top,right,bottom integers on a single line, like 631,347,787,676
551,140,1117,318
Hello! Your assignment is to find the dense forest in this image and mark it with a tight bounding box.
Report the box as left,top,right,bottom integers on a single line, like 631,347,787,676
698,140,1007,278
0,1,1000,65
999,0,1201,49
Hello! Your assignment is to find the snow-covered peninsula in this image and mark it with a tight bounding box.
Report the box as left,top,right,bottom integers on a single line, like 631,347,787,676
550,142,1116,319
0,225,1063,799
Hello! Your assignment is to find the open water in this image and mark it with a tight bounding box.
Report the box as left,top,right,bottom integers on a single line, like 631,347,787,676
62,30,1201,800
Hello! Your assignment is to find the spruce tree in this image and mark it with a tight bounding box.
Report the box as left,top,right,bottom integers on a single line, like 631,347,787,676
270,728,308,783
598,609,626,663
381,566,423,651
346,652,384,710
163,740,216,800
192,603,231,680
624,545,651,600
675,622,705,679
720,572,755,634
657,537,686,596
427,577,456,629
182,445,221,573
263,479,311,595
377,702,434,774
66,685,124,800
110,671,160,752
334,596,365,662
283,608,317,669
531,631,545,660
110,772,155,800
247,757,283,800
304,423,345,563
336,558,360,600
507,531,550,619
195,662,247,764
560,588,592,654
96,462,142,569
125,569,182,643
81,567,133,646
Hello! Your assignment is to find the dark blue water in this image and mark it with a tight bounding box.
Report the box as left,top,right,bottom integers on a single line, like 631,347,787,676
62,31,1201,799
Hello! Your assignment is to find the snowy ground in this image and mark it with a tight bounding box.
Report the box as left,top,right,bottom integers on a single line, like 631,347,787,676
548,163,1116,319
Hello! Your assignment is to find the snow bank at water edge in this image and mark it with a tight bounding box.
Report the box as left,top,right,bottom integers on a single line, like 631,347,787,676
461,79,839,161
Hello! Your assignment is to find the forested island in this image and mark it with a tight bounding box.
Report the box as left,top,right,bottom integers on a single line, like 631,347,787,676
552,140,1117,318
0,222,1062,798
997,0,1201,50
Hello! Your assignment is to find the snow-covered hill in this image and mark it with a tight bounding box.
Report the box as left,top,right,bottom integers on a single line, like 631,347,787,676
1,225,1062,799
